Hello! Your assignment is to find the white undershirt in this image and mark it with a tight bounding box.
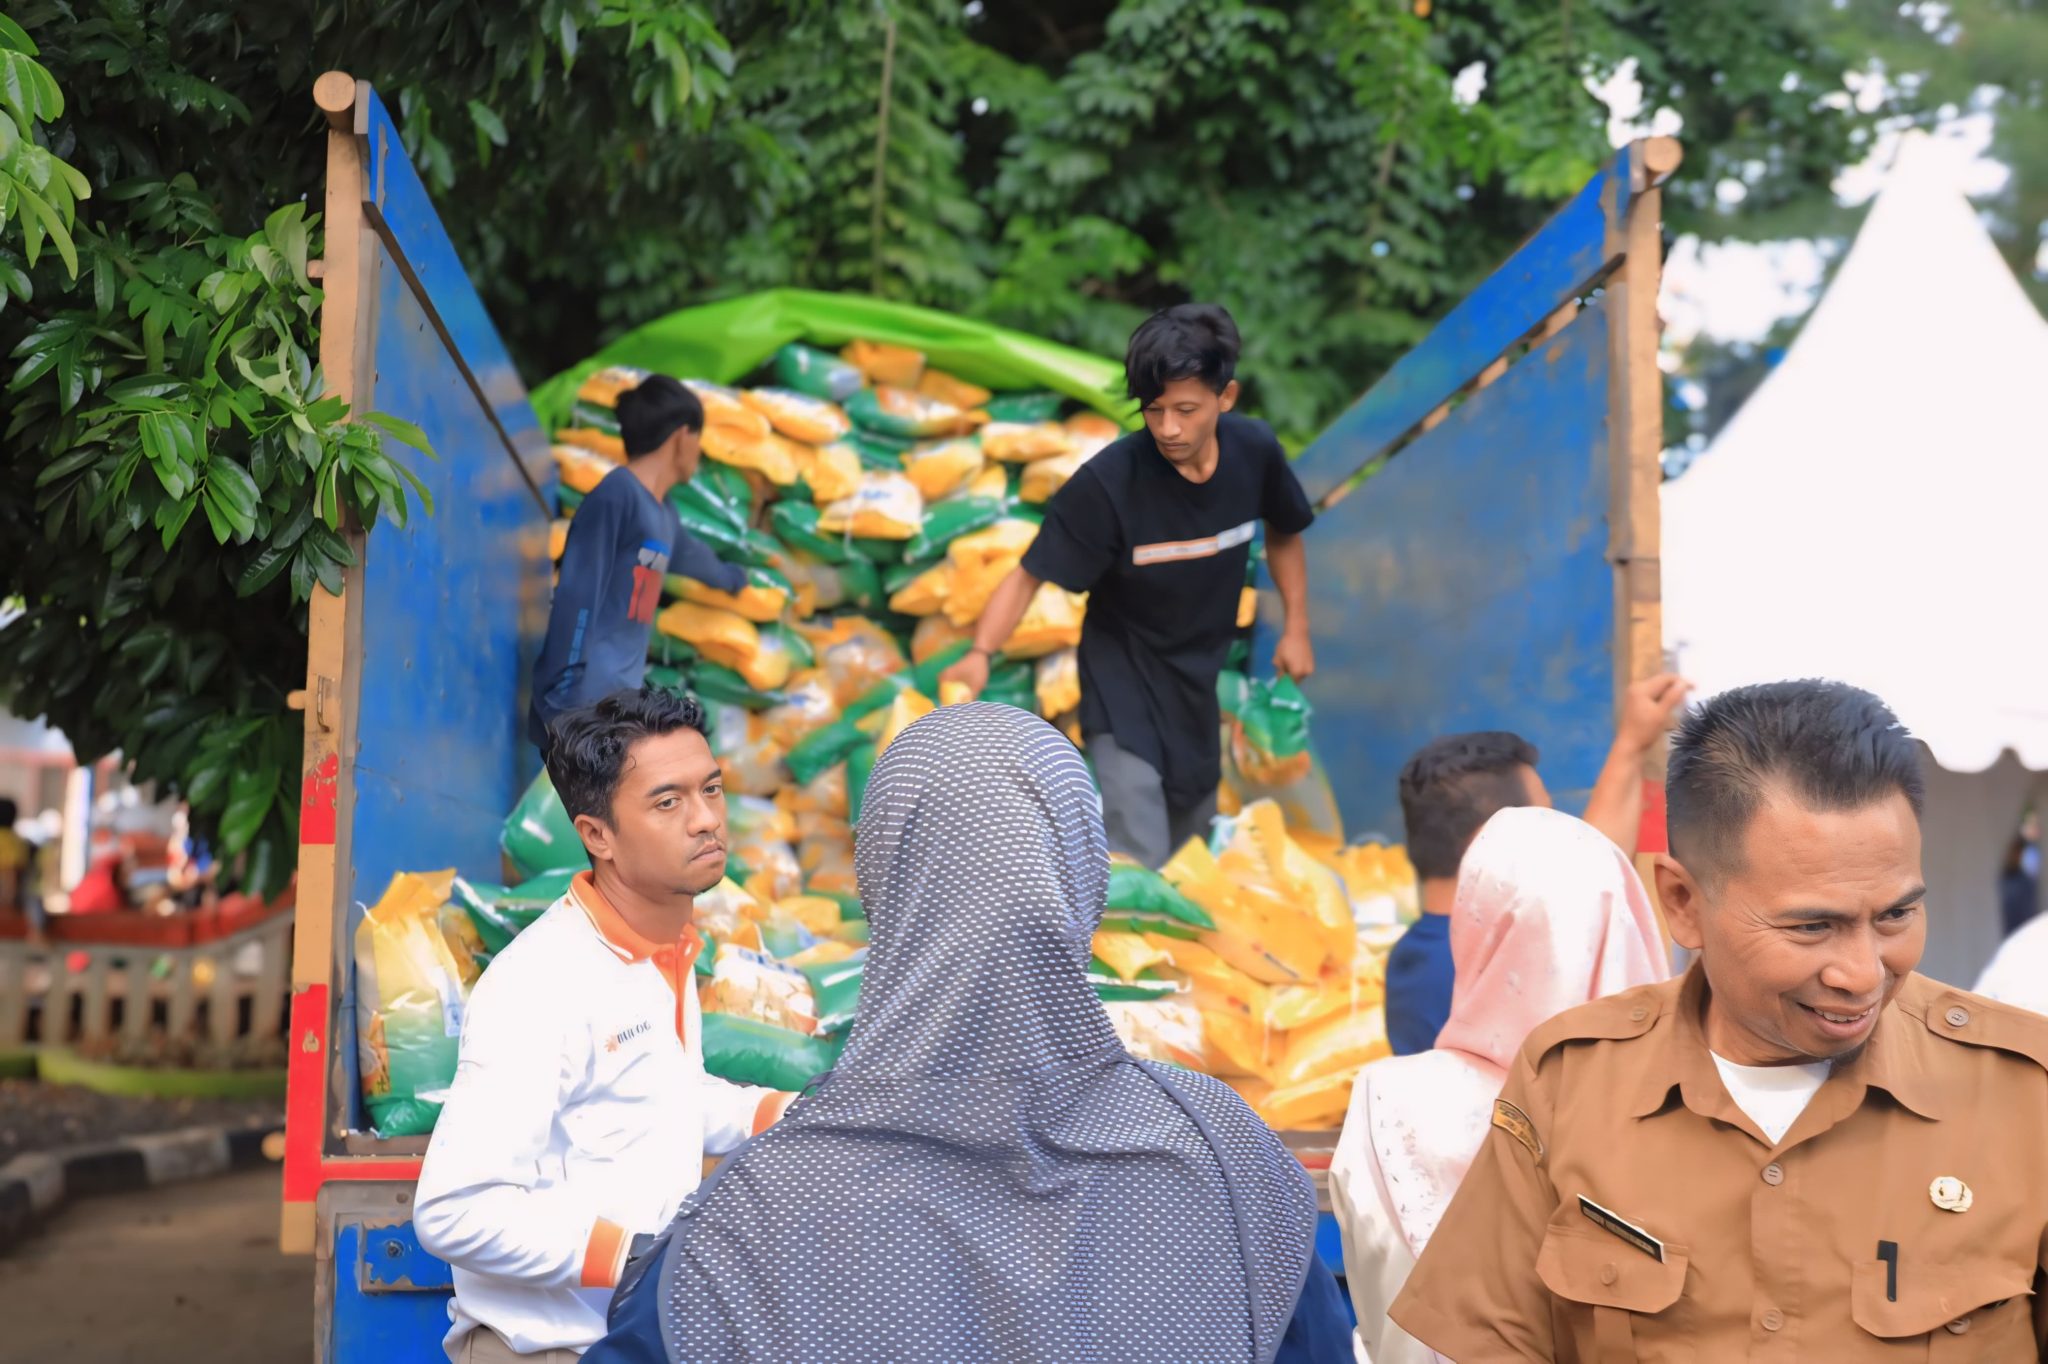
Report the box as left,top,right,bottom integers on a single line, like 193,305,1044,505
1711,1052,1832,1144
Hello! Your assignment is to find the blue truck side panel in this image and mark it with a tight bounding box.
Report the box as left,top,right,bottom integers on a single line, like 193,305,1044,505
350,255,551,912
1289,151,1630,506
333,1221,458,1362
361,88,552,498
1292,300,1618,840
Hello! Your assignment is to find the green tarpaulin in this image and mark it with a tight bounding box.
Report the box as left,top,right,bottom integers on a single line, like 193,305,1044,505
530,289,1131,433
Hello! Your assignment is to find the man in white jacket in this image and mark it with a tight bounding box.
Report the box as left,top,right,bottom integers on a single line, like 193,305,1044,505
416,686,794,1362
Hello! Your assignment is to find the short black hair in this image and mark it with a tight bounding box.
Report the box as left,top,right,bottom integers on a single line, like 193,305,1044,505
1668,679,1924,883
544,685,709,825
1398,732,1541,879
616,375,704,458
1124,303,1242,405
0,798,15,827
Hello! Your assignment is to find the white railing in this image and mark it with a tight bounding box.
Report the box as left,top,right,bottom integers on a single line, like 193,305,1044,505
0,896,294,1053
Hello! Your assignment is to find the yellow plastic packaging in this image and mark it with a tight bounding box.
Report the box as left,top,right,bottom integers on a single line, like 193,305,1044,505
703,426,800,486
1020,451,1087,504
888,561,956,618
677,576,791,624
911,615,973,665
1257,1072,1357,1130
548,520,569,562
575,365,652,408
656,601,759,670
1001,584,1086,659
917,369,993,410
1103,999,1209,1072
981,421,1077,463
557,428,628,464
1237,587,1258,630
552,444,618,496
841,339,926,387
905,438,985,501
761,672,843,750
1034,649,1080,718
772,895,844,937
802,441,865,503
804,617,907,704
691,381,774,439
944,518,1042,626
876,690,936,756
964,464,1009,500
1093,931,1174,982
939,680,973,707
1065,411,1123,454
742,388,853,445
819,473,925,541
1272,1007,1391,1088
702,945,818,1035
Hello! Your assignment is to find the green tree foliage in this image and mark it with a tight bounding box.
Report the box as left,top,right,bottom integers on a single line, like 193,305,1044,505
3,0,2025,891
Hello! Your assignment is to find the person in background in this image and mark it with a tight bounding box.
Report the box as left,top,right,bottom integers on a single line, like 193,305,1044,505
0,798,29,915
64,823,128,916
416,687,795,1363
1380,672,1690,1056
1330,806,1669,1364
939,304,1316,869
1393,679,2048,1358
2000,829,2038,939
588,704,1351,1364
528,376,746,750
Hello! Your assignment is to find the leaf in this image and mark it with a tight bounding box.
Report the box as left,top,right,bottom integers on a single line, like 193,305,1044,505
236,542,293,597
219,765,276,857
157,495,196,548
467,100,509,147
362,411,434,457
34,444,101,487
560,11,580,66
272,495,316,549
0,14,39,55
183,760,229,811
15,185,78,277
306,522,357,568
205,458,260,539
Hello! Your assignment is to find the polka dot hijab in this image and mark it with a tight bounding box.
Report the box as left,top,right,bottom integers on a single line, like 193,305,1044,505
590,703,1317,1364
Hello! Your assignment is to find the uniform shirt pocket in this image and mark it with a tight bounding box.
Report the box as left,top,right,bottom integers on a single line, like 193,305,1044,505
1537,1222,1692,1363
1851,1257,2034,1358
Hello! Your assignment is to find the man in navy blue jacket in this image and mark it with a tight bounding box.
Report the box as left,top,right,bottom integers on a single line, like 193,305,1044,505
530,376,746,749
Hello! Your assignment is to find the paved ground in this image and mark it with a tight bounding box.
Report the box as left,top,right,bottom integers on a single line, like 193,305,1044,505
0,1166,308,1362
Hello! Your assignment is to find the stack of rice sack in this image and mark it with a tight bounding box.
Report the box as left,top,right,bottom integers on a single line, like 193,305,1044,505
1095,800,1407,1132
516,337,1421,1130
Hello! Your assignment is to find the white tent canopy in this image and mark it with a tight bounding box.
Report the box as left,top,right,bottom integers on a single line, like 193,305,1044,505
1664,132,2048,985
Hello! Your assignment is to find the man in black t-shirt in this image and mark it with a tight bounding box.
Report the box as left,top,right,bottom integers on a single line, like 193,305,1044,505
941,304,1316,867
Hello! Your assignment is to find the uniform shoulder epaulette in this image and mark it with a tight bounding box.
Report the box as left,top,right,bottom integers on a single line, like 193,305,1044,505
1908,976,2048,1074
1523,979,1672,1061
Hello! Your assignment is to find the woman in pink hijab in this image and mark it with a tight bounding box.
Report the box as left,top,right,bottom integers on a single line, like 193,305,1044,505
1329,806,1670,1363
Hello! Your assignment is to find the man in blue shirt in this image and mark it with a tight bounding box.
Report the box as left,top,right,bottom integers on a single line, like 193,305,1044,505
1382,674,1689,1054
530,377,746,749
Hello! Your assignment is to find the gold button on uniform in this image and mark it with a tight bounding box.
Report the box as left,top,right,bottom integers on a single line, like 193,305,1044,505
1930,1176,1974,1213
1762,1310,1784,1332
1946,1317,1972,1336
1762,1163,1784,1186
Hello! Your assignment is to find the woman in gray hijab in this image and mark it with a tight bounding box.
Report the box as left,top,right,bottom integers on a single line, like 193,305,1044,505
588,703,1351,1364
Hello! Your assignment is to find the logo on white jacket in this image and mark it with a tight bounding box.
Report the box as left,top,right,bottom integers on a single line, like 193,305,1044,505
606,1020,654,1053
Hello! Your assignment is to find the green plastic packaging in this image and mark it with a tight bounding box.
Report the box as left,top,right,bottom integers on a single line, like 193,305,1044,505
1106,863,1215,929
847,742,878,824
700,1012,844,1091
774,342,864,403
901,496,1010,563
501,773,589,880
984,391,1066,423
799,953,866,1034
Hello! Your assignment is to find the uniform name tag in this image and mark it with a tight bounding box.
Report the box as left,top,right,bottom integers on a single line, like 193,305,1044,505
1491,1099,1543,1160
1579,1195,1665,1262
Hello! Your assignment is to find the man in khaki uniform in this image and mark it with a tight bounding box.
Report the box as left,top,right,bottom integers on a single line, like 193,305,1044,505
1392,679,2048,1360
